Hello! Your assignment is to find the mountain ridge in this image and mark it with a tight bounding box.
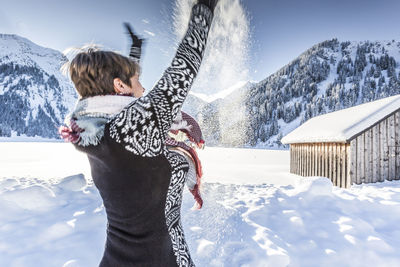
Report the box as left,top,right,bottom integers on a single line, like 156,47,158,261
0,34,77,138
198,38,400,147
1,35,399,147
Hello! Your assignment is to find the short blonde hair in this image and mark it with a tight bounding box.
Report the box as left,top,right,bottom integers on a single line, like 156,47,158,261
66,48,139,98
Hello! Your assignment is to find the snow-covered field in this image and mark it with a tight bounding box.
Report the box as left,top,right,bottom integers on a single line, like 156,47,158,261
1,142,400,267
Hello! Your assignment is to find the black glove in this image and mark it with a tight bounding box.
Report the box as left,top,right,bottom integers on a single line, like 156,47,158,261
197,0,219,12
123,22,145,63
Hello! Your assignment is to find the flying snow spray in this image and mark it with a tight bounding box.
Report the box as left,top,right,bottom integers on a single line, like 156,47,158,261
173,0,251,146
173,0,250,95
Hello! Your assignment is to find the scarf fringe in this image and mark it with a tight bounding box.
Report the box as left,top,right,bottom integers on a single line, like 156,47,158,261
60,95,205,207
77,124,106,146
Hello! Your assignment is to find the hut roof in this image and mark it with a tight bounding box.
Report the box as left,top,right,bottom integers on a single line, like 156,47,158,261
281,94,400,144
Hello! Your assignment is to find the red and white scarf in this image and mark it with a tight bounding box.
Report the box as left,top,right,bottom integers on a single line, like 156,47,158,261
59,95,205,209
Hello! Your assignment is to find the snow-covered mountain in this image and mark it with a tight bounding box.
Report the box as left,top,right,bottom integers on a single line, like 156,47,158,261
197,81,254,146
0,34,77,139
200,39,400,147
2,35,400,146
182,93,208,119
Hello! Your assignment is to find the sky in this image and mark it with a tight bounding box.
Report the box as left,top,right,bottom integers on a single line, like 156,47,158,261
1,0,400,92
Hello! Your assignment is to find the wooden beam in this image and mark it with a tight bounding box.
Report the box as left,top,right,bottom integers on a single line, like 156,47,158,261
290,146,293,173
341,143,347,187
372,124,380,183
308,144,311,177
325,142,329,178
396,111,400,180
350,140,357,186
315,144,318,176
309,144,312,176
320,143,323,177
300,144,304,176
294,145,297,174
338,143,342,187
302,144,307,176
292,145,295,174
296,144,300,175
293,146,295,173
381,119,389,181
314,143,317,176
321,143,325,177
333,143,338,186
317,143,322,176
303,143,306,176
304,143,307,176
329,143,333,184
357,135,364,184
310,144,313,176
388,114,396,181
346,144,351,188
317,143,321,176
365,128,373,183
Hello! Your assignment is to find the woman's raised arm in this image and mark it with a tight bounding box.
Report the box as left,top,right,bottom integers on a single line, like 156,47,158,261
147,3,214,135
109,3,215,157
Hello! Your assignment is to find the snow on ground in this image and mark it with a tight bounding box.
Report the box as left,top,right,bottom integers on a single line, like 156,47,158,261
1,143,400,267
0,133,63,143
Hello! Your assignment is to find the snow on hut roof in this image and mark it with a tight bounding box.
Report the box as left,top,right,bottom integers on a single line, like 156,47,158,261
281,94,400,144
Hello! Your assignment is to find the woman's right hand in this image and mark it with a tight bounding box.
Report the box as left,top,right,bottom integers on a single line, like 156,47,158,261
197,0,219,12
123,23,145,63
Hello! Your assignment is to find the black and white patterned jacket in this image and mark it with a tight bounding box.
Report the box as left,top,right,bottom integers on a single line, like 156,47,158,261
74,4,213,267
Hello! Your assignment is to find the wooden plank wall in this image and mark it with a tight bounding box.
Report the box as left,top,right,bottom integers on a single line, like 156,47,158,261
289,111,400,187
290,143,350,187
349,112,400,184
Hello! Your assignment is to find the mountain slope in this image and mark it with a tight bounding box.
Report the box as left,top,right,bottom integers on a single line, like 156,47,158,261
200,38,400,147
0,34,77,138
199,81,254,146
1,35,399,146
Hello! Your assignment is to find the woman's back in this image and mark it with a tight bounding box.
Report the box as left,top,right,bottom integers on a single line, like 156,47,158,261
63,2,215,266
76,125,179,266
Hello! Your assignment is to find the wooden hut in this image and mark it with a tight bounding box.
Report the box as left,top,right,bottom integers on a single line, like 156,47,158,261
281,95,400,188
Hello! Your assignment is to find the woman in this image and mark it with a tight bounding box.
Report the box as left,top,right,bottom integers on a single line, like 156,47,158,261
60,1,217,266
123,22,205,210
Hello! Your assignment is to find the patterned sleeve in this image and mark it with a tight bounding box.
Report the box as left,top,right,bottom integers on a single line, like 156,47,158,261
148,4,213,135
108,4,213,157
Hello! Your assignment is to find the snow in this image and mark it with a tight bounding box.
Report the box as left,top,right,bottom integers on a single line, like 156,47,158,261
173,0,250,95
0,34,77,124
258,39,400,148
0,34,63,77
1,142,400,267
190,81,250,103
282,94,400,144
0,132,63,143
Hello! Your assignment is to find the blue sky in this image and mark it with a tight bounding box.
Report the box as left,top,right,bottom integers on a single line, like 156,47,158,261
1,0,400,91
